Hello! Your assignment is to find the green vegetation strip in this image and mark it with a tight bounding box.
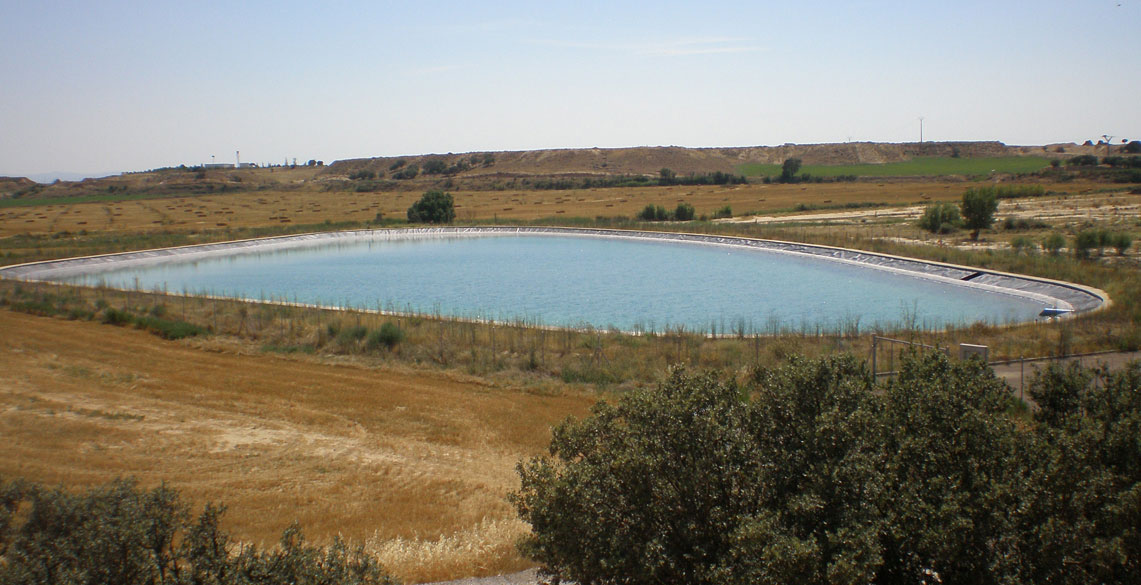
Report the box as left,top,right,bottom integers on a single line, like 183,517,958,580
736,156,1050,178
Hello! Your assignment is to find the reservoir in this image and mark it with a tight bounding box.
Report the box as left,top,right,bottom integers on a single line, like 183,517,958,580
11,227,1086,334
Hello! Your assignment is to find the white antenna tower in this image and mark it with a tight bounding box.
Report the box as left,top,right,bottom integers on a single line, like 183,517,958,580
236,150,240,167
919,117,925,143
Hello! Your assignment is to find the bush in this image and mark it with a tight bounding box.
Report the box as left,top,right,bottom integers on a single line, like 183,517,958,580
391,164,419,180
134,316,208,340
422,158,448,175
101,307,133,326
367,322,405,351
917,201,961,234
406,190,455,224
1001,216,1050,231
336,324,369,346
0,478,397,585
1111,232,1133,255
674,202,696,221
1042,232,1066,255
712,205,733,219
1073,229,1102,258
1010,235,1036,254
637,204,669,222
1066,154,1099,167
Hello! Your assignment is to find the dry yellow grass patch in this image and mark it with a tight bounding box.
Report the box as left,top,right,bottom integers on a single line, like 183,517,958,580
0,180,1110,238
0,309,595,582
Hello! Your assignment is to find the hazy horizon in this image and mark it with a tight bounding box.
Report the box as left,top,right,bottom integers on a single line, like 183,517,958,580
3,1,1139,178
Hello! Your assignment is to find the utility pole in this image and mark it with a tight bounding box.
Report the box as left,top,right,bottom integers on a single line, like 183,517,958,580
1102,134,1114,156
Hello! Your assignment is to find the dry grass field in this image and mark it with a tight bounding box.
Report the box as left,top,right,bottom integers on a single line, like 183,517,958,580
0,179,1112,239
0,309,596,582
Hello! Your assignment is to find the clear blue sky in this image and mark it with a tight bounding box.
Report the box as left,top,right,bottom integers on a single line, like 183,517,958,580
2,0,1138,178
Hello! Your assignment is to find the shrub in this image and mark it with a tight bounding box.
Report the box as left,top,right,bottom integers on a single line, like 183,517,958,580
1073,229,1101,258
406,190,455,224
1111,232,1133,255
391,164,419,180
674,202,696,221
422,157,448,175
101,307,133,326
1002,216,1050,231
712,205,733,219
917,201,961,234
0,478,396,585
367,322,405,351
1042,232,1066,255
1010,235,1036,254
637,204,669,221
1066,154,1099,167
336,324,369,346
134,316,208,340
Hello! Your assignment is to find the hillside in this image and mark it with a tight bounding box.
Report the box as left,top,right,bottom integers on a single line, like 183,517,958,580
326,141,1074,180
1,141,1103,204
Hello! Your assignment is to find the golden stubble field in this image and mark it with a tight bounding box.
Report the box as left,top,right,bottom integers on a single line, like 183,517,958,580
0,310,595,582
1,179,1111,238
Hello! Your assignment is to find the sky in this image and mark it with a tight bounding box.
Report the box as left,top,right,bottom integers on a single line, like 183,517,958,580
2,0,1139,179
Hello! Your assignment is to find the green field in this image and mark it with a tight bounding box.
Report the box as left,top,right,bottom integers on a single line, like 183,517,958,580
736,156,1051,178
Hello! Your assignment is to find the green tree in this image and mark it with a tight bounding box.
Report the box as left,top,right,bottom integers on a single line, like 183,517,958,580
916,201,961,234
658,168,677,185
514,352,1141,585
674,202,696,221
406,190,455,224
779,158,802,183
961,187,999,240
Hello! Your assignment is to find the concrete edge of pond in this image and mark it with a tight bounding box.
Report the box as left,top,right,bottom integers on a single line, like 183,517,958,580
0,226,1109,319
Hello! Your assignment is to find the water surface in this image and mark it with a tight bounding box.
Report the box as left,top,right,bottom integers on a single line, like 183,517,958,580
52,233,1045,333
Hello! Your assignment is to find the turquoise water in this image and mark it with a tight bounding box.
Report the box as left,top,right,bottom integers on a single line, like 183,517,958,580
54,234,1044,333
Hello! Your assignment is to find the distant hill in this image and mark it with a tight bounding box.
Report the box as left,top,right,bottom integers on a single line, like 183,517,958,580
2,141,1102,203
0,177,38,199
326,141,1073,180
